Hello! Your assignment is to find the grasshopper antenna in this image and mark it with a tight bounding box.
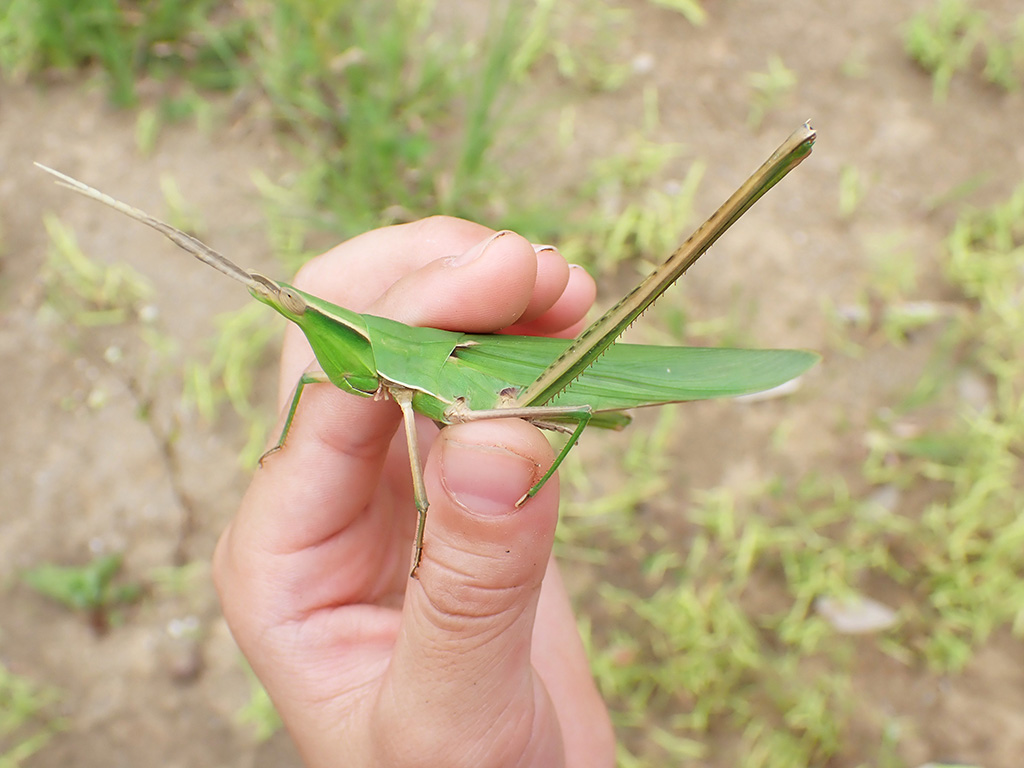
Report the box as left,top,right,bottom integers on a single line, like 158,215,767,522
35,162,259,290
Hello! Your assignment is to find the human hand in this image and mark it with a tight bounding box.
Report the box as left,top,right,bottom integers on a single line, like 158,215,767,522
213,216,615,767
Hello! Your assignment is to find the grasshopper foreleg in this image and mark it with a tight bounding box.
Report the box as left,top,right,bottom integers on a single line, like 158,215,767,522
259,370,332,466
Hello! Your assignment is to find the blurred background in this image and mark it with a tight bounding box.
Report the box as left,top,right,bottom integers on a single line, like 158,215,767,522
1,1,1022,766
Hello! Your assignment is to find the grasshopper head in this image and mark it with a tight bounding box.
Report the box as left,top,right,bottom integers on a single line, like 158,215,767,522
248,272,309,320
249,273,380,398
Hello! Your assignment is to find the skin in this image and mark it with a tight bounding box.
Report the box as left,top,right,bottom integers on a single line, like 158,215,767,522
213,216,616,768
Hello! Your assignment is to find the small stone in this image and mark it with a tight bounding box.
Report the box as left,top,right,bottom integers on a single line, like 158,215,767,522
631,52,655,74
166,638,203,684
815,594,898,634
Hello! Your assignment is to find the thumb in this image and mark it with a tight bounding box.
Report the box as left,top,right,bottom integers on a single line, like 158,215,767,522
372,418,565,767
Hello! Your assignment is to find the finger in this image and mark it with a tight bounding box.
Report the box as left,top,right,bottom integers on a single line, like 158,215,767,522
294,216,497,310
532,560,616,768
372,419,565,764
214,377,401,622
372,229,539,332
506,264,597,338
513,245,570,325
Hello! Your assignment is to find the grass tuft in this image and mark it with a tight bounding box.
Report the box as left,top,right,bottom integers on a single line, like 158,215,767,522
905,0,1024,100
0,0,251,105
0,664,64,768
39,214,153,326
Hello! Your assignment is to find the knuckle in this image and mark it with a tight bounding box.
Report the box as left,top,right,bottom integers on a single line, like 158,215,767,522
420,562,534,634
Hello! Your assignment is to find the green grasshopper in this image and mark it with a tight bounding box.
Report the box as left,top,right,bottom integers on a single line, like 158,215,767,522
38,122,817,576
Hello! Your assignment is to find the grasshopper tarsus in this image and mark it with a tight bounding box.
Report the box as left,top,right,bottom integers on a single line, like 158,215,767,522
257,445,283,468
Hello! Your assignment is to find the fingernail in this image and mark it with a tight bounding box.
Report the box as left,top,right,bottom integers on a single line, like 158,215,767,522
447,230,510,267
532,244,557,254
441,438,535,516
568,263,587,271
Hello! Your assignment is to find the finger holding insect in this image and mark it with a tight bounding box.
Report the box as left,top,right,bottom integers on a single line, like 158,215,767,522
504,262,597,339
373,228,540,332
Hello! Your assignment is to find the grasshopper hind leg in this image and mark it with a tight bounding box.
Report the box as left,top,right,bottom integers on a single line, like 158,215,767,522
445,402,594,507
517,411,592,506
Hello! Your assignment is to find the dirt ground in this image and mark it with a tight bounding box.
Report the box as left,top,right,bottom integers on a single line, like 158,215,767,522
2,0,1023,766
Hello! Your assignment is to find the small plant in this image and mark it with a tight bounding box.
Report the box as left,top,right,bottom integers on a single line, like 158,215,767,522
22,553,142,633
0,664,63,768
905,0,1024,99
747,55,797,128
511,0,634,91
0,0,252,105
982,15,1024,90
905,0,985,101
237,662,282,741
838,164,866,219
39,215,153,327
561,135,704,274
862,232,952,345
182,302,278,467
248,0,457,234
159,173,204,235
646,0,706,27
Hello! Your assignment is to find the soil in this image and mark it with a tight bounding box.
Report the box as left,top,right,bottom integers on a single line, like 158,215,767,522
2,1,1023,766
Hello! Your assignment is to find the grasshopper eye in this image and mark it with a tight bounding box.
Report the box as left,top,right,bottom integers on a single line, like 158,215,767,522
279,287,307,315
